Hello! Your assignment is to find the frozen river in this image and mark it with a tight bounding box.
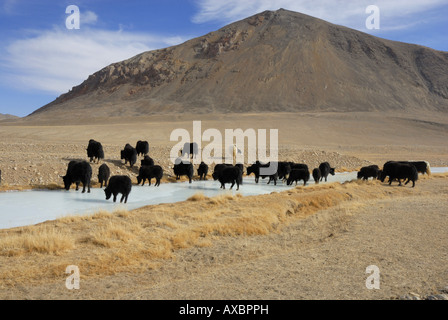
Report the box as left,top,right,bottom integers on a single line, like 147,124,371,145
0,168,446,230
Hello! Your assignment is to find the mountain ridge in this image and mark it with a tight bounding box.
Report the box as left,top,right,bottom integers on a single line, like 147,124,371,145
0,113,20,121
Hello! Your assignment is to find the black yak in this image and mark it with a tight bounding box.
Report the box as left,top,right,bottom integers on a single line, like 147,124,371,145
318,162,335,182
218,166,243,190
197,161,209,180
357,165,380,181
97,163,110,188
380,161,418,187
137,165,163,187
86,139,104,163
246,161,278,185
120,143,137,168
312,168,321,184
287,169,310,186
212,163,233,181
173,161,194,183
62,160,92,193
104,175,132,203
135,140,149,157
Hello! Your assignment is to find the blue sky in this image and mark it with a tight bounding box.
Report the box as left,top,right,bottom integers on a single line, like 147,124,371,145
1,0,447,117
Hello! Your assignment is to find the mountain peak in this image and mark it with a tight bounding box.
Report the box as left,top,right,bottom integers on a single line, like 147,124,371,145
29,9,448,119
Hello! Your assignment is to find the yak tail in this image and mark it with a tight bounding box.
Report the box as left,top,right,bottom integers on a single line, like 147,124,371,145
425,161,431,175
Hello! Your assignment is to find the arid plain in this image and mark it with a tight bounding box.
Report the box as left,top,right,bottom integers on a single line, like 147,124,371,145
0,110,447,300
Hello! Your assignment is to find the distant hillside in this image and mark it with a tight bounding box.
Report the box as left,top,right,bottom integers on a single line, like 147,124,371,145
28,9,448,119
0,113,20,121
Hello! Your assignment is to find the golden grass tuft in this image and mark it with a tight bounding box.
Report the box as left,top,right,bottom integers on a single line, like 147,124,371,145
208,192,237,205
187,193,210,202
91,210,114,220
57,209,130,223
115,209,131,218
0,226,75,256
89,222,137,248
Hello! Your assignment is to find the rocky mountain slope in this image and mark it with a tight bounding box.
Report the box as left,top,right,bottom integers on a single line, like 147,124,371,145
28,9,448,119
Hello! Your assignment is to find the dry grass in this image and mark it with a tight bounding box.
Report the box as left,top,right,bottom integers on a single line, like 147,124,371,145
0,184,61,192
0,175,444,288
88,222,140,248
0,184,34,192
187,192,210,202
336,166,356,173
0,226,75,257
430,172,448,178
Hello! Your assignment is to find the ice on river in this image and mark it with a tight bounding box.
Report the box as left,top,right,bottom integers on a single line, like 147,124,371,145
1,168,446,230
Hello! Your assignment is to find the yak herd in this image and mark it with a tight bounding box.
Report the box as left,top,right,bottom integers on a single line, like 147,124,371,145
53,139,432,204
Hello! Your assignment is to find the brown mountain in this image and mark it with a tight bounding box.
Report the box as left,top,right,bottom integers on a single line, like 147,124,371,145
28,9,448,119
